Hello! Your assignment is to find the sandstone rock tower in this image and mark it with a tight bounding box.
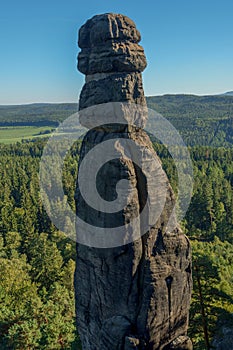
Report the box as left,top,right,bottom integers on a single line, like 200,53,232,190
75,13,192,350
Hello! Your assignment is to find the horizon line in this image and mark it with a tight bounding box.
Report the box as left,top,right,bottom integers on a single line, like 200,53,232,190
1,91,232,106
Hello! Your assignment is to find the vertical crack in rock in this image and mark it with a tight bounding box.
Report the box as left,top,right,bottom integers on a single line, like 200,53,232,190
165,275,173,339
75,13,193,350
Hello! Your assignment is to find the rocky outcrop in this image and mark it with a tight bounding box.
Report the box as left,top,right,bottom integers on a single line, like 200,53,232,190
75,13,192,350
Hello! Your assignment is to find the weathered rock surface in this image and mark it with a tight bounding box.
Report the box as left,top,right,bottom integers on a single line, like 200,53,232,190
79,72,146,109
78,13,146,75
212,325,233,350
75,13,192,350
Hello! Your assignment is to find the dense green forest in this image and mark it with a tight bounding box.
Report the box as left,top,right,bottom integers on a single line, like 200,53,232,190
0,140,81,349
0,138,232,349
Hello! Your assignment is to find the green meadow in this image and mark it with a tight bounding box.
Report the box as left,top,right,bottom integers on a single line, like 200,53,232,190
0,126,54,144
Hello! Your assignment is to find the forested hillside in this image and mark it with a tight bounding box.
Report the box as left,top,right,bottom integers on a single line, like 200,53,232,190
0,104,77,127
147,95,233,147
0,139,232,349
0,94,233,147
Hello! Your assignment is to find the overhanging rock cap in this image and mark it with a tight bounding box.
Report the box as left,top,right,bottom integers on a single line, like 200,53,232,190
78,13,147,75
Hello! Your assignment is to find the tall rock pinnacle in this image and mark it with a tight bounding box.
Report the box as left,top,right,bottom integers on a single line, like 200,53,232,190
75,13,192,350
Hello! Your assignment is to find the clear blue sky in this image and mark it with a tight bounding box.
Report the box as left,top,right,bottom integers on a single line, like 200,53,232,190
1,0,233,104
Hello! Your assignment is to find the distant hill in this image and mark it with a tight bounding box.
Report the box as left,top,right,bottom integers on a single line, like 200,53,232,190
147,94,233,147
0,94,233,147
222,91,233,96
0,103,78,127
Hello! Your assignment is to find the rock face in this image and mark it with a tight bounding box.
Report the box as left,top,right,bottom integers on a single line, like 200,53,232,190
212,326,233,349
75,13,192,350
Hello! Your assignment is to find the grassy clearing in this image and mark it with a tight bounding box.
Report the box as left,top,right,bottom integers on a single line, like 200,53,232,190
0,126,54,144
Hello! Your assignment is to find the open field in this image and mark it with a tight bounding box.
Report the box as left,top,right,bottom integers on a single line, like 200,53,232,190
0,126,54,144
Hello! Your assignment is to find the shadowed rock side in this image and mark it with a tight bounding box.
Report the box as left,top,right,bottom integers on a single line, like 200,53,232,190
75,13,192,350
